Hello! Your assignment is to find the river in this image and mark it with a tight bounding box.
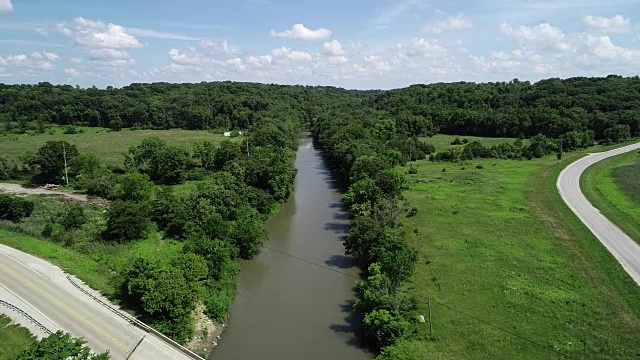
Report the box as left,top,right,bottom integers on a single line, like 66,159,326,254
212,136,372,360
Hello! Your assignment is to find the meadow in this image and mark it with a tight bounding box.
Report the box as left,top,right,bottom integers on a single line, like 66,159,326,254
0,127,227,165
0,315,35,360
422,134,519,152
398,145,640,359
581,149,640,245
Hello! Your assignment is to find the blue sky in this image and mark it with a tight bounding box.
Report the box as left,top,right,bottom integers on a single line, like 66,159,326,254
1,0,639,89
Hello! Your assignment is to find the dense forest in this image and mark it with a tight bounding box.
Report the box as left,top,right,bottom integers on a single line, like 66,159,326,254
1,76,639,356
1,76,639,144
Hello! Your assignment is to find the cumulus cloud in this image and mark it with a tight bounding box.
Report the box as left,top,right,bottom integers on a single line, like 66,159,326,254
0,0,13,13
499,22,570,51
328,56,348,64
247,55,273,67
581,35,639,62
199,40,241,55
0,52,58,70
272,47,313,61
34,28,48,37
64,68,82,77
57,17,143,49
270,24,332,40
396,38,448,57
88,48,131,60
583,15,631,33
323,40,345,56
422,14,474,33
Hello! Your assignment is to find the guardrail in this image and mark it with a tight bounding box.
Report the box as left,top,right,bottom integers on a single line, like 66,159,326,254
66,275,204,360
0,299,53,336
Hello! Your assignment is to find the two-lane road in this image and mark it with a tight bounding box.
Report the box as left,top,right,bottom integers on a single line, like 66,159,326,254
0,246,196,359
557,142,640,286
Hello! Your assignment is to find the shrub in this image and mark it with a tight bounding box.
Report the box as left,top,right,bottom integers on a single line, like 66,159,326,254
407,167,418,175
61,205,87,231
104,200,151,241
451,137,464,145
0,194,34,222
476,164,484,169
407,206,419,217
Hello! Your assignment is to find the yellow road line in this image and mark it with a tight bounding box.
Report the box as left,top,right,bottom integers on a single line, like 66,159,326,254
0,263,131,354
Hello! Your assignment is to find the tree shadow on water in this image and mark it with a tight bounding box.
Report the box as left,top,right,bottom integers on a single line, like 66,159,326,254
325,254,356,269
324,222,350,234
330,299,368,349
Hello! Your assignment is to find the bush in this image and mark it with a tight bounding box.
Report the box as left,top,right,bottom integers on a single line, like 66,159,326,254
104,200,151,241
0,194,34,222
451,137,463,145
476,164,484,169
61,205,87,231
407,167,418,175
407,206,419,217
362,309,408,350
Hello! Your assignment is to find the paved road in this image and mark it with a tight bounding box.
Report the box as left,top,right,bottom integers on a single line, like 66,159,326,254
557,142,640,286
0,246,195,359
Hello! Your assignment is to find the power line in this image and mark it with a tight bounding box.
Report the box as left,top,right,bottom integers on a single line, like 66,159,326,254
260,244,579,360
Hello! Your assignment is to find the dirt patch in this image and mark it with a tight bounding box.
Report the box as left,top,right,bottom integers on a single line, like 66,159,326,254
0,183,108,206
186,303,225,358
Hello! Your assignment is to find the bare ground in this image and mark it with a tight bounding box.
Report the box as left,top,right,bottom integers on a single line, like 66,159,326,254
0,183,108,206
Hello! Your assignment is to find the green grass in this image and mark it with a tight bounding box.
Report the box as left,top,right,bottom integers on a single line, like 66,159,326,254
0,315,36,360
398,145,640,359
0,128,227,166
421,134,518,152
581,149,640,245
0,229,115,296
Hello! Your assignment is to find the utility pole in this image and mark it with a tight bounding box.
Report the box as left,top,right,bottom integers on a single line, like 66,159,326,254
246,136,250,158
62,142,69,186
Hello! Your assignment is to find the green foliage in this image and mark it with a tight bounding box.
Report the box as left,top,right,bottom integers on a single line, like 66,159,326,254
104,200,151,241
362,309,408,350
0,194,34,222
126,138,191,185
229,210,267,259
112,172,154,202
376,340,433,360
61,205,86,231
16,331,110,360
28,141,79,184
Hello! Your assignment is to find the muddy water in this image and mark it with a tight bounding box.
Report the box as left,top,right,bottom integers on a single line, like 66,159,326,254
212,136,371,360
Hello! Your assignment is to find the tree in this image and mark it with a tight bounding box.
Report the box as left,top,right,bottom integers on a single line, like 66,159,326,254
17,331,110,360
29,141,79,184
230,211,267,259
362,309,408,349
0,194,34,222
113,172,154,202
61,205,86,231
104,200,150,241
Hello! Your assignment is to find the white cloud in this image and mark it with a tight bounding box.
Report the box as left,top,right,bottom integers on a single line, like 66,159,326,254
0,0,13,13
328,56,348,64
64,68,82,77
57,17,143,49
70,57,83,64
88,48,131,60
127,27,199,41
583,15,631,33
323,40,345,56
34,28,48,37
168,48,205,66
375,0,427,26
270,24,332,40
396,38,448,57
499,22,570,51
247,55,273,67
422,14,474,33
581,35,640,62
199,40,241,55
272,47,313,61
0,52,58,71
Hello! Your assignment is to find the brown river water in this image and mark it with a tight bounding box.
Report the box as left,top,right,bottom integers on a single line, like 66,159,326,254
211,136,372,360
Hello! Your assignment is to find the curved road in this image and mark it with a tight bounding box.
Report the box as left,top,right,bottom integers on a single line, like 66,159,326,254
0,245,195,359
557,141,640,286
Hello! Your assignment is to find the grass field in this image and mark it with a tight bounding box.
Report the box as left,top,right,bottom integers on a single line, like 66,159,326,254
0,128,227,166
398,145,640,359
422,134,519,152
581,149,640,245
0,315,36,360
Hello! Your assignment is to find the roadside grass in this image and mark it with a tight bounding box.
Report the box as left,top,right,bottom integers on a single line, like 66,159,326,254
0,315,36,360
0,128,227,166
580,149,640,245
421,134,518,152
399,146,640,359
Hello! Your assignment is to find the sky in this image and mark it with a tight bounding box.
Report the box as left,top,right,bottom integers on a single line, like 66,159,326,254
0,0,639,89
